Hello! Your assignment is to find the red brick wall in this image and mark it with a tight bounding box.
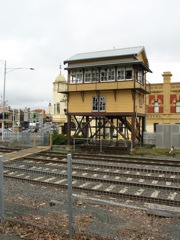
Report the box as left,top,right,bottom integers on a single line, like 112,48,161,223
147,106,154,113
147,94,164,113
170,94,177,113
149,95,155,104
157,95,163,104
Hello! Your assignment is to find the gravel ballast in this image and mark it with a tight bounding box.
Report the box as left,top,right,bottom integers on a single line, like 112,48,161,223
0,178,179,240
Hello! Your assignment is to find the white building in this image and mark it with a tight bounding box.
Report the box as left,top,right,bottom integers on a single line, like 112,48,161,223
53,72,67,133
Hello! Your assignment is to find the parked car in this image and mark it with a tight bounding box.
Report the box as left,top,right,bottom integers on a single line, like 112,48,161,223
28,126,38,133
50,125,58,133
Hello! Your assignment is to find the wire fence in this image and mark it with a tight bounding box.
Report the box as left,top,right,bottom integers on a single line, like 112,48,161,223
73,137,132,154
68,153,180,239
1,152,180,239
2,131,50,147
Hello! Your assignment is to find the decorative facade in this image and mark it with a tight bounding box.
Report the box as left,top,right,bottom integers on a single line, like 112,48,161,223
146,72,180,132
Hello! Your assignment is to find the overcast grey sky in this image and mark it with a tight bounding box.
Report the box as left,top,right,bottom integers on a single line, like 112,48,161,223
0,0,179,111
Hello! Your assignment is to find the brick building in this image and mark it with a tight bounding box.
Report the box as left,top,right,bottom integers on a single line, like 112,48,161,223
146,72,180,132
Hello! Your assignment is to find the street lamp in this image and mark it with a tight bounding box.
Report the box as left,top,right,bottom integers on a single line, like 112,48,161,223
0,60,34,141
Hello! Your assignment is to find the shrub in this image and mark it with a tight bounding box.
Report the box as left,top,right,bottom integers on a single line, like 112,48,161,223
52,133,67,145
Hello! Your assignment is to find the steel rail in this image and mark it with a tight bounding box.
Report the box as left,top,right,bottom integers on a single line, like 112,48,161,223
4,166,180,191
37,152,180,167
4,163,180,183
4,174,180,207
23,156,180,175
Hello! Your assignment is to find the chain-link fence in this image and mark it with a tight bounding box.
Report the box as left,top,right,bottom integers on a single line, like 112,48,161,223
67,153,180,239
2,131,50,147
1,151,180,239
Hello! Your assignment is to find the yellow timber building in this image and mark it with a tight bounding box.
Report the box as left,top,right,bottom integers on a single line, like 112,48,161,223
59,46,152,147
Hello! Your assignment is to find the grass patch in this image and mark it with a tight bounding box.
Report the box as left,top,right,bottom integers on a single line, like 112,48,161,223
133,146,180,157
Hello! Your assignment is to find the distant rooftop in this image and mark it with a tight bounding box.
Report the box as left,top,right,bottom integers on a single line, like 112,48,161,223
64,46,146,63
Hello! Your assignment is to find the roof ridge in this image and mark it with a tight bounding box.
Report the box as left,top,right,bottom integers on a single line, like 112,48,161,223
74,46,144,56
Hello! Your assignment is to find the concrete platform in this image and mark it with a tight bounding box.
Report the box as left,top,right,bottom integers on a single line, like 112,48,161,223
0,146,51,162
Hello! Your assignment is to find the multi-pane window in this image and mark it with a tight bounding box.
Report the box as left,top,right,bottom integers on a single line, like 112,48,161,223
107,69,115,81
154,101,159,113
176,101,180,113
70,71,76,83
138,71,143,83
92,69,99,82
84,70,91,83
92,96,106,112
99,96,106,111
135,70,144,84
117,67,132,80
54,104,56,114
57,103,60,114
70,70,83,83
100,69,107,82
92,97,98,111
117,68,125,80
126,69,132,79
76,72,83,83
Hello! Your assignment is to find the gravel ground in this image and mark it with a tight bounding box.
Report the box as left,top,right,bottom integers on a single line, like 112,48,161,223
0,177,180,239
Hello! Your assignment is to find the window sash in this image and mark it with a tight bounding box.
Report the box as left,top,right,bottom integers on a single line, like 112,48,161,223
84,71,91,83
176,102,180,113
57,103,60,114
92,96,106,112
70,71,83,83
154,102,159,113
100,69,107,82
117,68,132,81
92,97,98,112
107,69,115,81
92,70,99,82
99,96,106,112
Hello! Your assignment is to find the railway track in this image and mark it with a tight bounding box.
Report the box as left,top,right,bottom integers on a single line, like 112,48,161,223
0,146,23,154
36,151,180,167
3,154,180,207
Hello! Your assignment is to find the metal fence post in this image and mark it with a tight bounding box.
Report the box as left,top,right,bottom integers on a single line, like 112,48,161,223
100,139,102,153
33,132,36,148
0,156,4,222
49,132,53,149
67,153,73,238
73,138,75,151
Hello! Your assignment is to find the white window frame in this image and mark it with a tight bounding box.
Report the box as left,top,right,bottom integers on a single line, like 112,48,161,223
154,101,159,113
70,70,76,84
70,70,83,84
125,68,132,80
176,101,180,113
76,71,83,83
92,96,98,112
92,96,106,112
117,68,125,81
92,69,99,82
135,70,143,84
100,69,107,82
84,70,91,83
107,68,115,81
138,71,143,83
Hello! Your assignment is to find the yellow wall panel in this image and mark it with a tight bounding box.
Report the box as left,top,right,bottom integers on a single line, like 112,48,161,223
68,90,143,113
